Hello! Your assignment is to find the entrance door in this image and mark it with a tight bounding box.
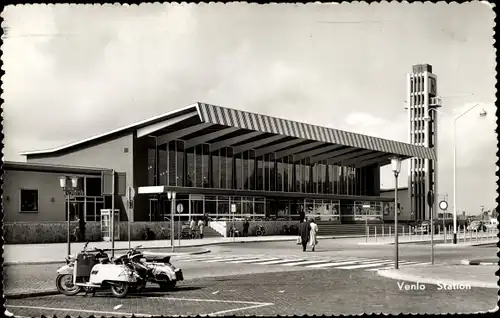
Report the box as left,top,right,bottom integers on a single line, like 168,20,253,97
189,194,205,220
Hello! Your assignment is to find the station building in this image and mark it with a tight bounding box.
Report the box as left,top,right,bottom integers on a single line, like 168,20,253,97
8,102,435,224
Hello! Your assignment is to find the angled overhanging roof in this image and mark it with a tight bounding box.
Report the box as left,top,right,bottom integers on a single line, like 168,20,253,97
21,102,436,166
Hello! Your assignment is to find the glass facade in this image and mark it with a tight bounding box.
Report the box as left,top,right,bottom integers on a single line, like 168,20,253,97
145,139,385,221
352,201,383,221
304,199,340,221
148,140,378,196
65,176,105,222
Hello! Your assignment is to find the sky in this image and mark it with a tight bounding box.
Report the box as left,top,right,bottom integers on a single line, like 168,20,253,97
2,2,497,214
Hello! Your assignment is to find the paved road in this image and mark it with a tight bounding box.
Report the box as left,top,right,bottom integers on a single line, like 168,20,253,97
4,239,496,297
6,269,496,317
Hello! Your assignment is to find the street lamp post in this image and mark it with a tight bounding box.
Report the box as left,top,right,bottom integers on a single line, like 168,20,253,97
391,157,402,270
167,191,177,252
59,176,80,256
425,103,487,244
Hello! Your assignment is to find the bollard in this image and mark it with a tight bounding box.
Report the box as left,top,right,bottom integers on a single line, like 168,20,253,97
421,227,423,241
382,225,385,238
375,226,377,242
444,226,447,244
409,226,412,241
389,226,392,239
366,225,369,242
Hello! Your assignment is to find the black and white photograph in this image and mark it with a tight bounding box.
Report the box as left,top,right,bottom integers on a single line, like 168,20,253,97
1,2,497,317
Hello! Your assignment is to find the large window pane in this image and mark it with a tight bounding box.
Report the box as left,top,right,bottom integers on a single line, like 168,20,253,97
220,149,227,189
202,144,210,188
195,145,203,187
312,163,318,194
256,156,264,190
186,147,195,187
247,150,255,190
20,189,38,212
269,153,276,191
158,144,168,185
304,161,310,193
277,158,283,192
282,157,288,192
264,154,270,191
226,147,233,189
295,160,301,193
148,148,156,186
176,140,184,187
212,151,220,188
235,153,243,189
167,142,176,186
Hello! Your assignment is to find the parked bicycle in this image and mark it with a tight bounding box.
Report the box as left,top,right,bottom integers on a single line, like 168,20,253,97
255,225,266,236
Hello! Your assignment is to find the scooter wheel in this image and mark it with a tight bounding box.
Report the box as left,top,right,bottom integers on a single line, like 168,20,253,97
110,282,130,298
56,274,81,296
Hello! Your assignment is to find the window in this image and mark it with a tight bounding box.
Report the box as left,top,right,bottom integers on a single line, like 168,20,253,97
20,189,39,212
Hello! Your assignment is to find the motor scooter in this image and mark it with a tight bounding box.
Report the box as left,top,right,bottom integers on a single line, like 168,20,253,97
56,242,143,298
120,245,184,291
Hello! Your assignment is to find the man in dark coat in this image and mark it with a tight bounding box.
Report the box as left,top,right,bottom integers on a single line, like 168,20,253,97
298,218,310,252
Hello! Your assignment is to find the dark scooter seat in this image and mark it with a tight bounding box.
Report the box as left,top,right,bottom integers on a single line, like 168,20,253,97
143,255,171,263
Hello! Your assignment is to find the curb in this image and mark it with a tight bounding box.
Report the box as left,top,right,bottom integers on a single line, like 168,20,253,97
359,240,497,247
4,248,211,266
461,259,497,266
377,267,498,289
5,290,59,299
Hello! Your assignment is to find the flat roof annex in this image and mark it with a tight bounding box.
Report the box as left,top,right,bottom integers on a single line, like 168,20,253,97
20,102,436,166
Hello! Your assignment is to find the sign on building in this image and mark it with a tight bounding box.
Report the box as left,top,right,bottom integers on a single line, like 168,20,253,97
101,171,127,196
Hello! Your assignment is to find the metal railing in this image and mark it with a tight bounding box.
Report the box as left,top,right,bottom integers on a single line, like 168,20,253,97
365,224,498,244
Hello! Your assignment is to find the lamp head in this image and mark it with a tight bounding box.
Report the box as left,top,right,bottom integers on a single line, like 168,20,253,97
479,109,487,117
391,157,402,174
423,115,432,123
59,176,68,189
167,191,172,200
71,176,79,188
172,191,177,200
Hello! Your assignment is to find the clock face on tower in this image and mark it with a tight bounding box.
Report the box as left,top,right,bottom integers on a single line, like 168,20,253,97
429,77,437,96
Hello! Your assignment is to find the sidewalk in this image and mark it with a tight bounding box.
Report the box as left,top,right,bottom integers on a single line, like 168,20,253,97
4,235,359,265
358,232,497,246
377,264,498,289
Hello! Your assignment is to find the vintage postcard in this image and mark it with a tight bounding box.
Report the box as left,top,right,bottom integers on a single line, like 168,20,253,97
2,2,497,317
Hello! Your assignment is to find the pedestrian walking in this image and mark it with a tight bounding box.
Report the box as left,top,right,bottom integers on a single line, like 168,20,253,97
190,219,196,239
309,219,318,252
243,218,250,237
298,217,310,252
198,218,204,239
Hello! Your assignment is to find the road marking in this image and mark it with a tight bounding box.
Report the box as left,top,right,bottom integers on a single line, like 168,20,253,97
365,261,419,271
205,302,274,316
176,256,228,262
202,256,258,263
306,258,380,268
254,259,305,265
227,257,279,264
6,305,152,317
336,260,394,269
151,296,273,305
282,258,356,266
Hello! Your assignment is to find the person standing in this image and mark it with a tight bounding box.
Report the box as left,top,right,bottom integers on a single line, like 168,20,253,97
190,218,196,239
198,218,204,239
243,218,250,237
309,219,318,252
298,218,310,252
